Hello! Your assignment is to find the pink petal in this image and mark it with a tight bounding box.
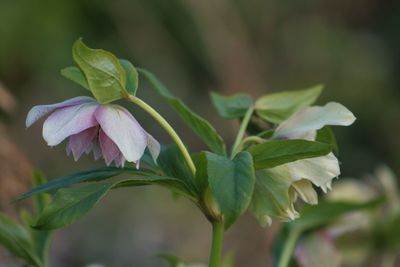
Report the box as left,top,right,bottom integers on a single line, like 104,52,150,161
146,132,160,162
43,103,99,146
91,140,102,160
114,154,126,168
26,96,95,127
98,129,120,165
94,105,147,163
68,127,98,161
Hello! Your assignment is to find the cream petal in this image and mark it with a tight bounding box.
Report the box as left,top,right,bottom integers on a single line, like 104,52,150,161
26,96,95,127
286,153,340,193
43,103,99,146
273,102,356,139
94,105,147,163
292,179,318,205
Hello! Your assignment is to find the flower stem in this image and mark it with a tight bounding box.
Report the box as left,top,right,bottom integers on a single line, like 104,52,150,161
128,95,196,176
208,221,224,267
230,106,254,158
277,228,301,267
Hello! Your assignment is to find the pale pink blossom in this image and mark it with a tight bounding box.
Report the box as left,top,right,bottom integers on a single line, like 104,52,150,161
26,96,160,167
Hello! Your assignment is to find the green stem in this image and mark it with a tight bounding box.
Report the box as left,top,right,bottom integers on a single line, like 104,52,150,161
230,106,254,158
128,95,196,176
277,228,301,267
208,221,224,267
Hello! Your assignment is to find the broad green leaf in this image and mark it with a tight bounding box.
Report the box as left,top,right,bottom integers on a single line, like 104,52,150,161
316,127,338,154
205,151,255,229
17,166,151,201
61,58,139,96
138,68,226,156
290,199,383,231
0,213,41,266
119,59,139,96
34,176,192,230
72,39,128,103
249,140,332,170
210,91,253,119
250,167,296,226
255,85,323,123
157,145,198,196
60,66,90,90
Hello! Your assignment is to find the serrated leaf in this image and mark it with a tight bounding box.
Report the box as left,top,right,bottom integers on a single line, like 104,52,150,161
0,213,41,266
119,59,139,96
60,66,90,90
255,85,323,123
210,92,253,119
249,140,332,170
17,166,151,201
138,68,226,156
316,127,339,154
205,151,255,229
72,39,128,103
34,176,192,230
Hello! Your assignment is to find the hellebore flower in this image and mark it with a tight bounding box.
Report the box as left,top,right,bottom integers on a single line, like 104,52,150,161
26,96,160,167
273,102,356,205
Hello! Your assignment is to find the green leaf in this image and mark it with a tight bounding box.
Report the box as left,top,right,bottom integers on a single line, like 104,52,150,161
210,92,253,119
60,66,90,90
157,145,198,197
119,59,139,96
205,151,255,229
249,139,332,170
290,199,383,231
0,213,41,266
138,68,226,156
72,38,128,103
250,167,295,226
16,166,151,201
316,127,338,154
255,85,323,123
34,176,192,230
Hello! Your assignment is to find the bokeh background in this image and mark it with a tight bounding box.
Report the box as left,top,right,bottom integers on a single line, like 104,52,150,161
0,0,399,266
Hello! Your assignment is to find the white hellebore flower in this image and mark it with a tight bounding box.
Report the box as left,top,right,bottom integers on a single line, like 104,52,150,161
272,102,356,208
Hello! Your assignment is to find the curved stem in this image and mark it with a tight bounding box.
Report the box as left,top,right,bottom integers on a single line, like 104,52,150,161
208,221,224,267
277,228,301,267
128,95,196,176
230,106,254,158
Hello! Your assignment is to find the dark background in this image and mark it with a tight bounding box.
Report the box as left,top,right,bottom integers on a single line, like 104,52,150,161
0,0,399,266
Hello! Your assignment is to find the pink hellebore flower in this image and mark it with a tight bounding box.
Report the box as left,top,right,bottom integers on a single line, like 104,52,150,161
26,96,160,168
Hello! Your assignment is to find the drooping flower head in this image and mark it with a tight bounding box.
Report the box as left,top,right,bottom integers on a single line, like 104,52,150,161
26,96,160,168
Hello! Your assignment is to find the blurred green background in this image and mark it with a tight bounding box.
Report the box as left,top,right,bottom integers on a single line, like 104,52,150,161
0,0,399,266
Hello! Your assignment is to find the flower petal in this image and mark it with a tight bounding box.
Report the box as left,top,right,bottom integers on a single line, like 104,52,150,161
43,103,99,146
114,154,126,168
273,102,356,139
146,132,160,162
68,127,98,161
292,179,318,205
98,129,120,165
94,105,147,163
286,153,340,193
26,96,95,127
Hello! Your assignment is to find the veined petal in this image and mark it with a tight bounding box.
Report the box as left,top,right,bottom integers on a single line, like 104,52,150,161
94,105,147,163
91,139,102,160
114,153,126,168
26,96,95,127
68,127,98,161
99,129,120,165
273,102,356,139
146,132,160,162
286,153,340,193
43,103,99,146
